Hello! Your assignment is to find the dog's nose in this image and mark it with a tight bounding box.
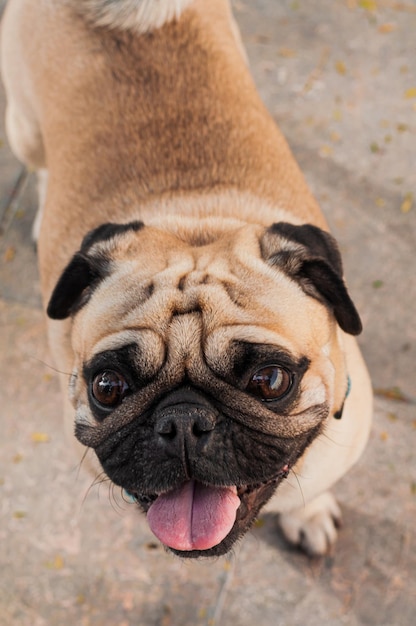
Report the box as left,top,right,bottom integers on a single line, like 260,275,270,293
154,388,218,460
155,408,216,442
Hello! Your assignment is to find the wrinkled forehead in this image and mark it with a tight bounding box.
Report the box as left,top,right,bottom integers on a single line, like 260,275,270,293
72,226,330,360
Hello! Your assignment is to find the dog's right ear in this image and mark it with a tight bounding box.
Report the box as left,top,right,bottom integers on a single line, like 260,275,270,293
46,252,106,320
47,220,143,320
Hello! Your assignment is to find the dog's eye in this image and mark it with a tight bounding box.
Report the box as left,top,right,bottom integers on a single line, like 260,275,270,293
246,366,292,401
91,370,129,408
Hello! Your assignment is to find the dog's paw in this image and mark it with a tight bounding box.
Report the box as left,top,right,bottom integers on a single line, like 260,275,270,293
277,491,342,556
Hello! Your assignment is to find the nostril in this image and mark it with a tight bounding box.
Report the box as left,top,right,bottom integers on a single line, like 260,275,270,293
155,416,177,440
155,410,216,442
192,415,215,437
192,423,203,437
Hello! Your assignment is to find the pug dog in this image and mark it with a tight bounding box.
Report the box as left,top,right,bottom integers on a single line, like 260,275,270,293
1,0,372,557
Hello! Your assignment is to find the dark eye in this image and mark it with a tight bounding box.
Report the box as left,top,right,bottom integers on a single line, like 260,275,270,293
246,365,292,401
91,370,129,408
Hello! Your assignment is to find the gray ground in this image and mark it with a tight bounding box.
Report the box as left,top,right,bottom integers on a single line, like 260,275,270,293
1,1,415,625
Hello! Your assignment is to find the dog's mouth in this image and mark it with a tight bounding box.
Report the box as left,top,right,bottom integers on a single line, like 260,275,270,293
126,465,290,557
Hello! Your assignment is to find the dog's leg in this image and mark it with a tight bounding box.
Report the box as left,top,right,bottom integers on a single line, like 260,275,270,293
277,491,342,556
4,97,47,245
5,101,47,243
4,101,45,169
1,0,47,240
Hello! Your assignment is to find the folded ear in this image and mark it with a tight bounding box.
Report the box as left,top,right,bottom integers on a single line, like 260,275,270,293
46,252,105,320
260,222,362,336
47,220,143,320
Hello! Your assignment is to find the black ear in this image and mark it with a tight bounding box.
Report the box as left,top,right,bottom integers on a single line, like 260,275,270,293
261,222,362,336
46,252,106,320
47,220,143,320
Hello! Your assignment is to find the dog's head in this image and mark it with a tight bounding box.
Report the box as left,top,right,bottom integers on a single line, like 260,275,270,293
47,218,361,557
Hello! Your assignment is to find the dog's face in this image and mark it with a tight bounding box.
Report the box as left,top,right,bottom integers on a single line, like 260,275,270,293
47,218,361,557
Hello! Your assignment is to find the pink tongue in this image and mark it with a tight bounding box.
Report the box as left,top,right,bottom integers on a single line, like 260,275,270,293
147,481,240,551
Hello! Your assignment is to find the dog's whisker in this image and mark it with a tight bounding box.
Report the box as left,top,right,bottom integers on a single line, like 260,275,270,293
80,471,112,509
76,447,91,476
74,446,98,484
320,431,350,448
288,468,306,509
108,484,130,515
27,353,73,377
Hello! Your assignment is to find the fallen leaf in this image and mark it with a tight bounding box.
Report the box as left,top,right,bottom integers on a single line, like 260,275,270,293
319,144,334,158
374,387,410,403
302,47,330,93
45,554,64,570
278,47,296,58
380,431,389,441
31,432,50,443
223,559,233,571
13,511,27,519
372,279,384,288
397,122,409,132
375,198,385,207
400,192,413,213
3,246,16,263
358,0,378,10
370,141,381,153
404,87,416,99
12,453,24,463
387,412,398,422
378,23,396,33
411,483,416,495
335,60,347,75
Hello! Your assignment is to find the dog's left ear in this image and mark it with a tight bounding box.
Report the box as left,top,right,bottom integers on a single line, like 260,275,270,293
47,221,143,320
261,222,362,335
